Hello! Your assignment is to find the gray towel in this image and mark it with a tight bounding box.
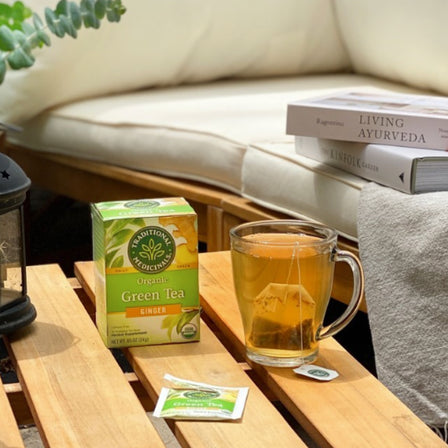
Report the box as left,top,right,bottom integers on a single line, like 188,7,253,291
358,182,448,429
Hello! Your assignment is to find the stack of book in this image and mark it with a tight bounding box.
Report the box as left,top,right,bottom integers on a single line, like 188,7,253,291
286,90,448,194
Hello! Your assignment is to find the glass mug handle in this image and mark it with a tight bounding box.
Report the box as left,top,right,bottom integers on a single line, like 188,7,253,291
317,249,365,340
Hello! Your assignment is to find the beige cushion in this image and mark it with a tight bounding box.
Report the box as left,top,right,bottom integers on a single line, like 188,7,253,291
0,0,349,124
10,73,430,241
335,0,448,95
242,143,366,241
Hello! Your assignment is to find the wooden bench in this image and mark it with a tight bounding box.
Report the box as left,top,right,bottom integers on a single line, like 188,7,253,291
2,139,363,310
1,253,444,447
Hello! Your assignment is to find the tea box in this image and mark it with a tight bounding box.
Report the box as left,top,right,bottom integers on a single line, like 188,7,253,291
91,198,200,348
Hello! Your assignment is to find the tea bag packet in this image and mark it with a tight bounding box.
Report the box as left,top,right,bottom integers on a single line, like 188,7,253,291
154,374,249,420
250,283,316,350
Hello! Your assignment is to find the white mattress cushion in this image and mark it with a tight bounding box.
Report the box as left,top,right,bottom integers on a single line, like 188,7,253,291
9,74,430,240
242,143,366,241
335,0,448,95
0,0,349,124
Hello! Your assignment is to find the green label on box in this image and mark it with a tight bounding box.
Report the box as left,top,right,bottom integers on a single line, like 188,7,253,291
106,270,198,313
128,226,176,273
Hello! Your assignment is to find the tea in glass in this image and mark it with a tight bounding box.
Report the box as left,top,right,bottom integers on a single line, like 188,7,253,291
230,221,364,367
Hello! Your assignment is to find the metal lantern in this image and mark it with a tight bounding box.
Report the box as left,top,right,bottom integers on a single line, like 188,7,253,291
0,153,36,334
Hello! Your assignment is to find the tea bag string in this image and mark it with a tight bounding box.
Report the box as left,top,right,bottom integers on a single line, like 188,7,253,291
283,243,296,304
285,242,305,352
296,242,305,352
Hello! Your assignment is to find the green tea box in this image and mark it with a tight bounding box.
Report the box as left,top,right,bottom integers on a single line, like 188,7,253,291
91,197,200,348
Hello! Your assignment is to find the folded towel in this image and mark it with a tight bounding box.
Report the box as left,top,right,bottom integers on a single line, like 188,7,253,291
358,182,448,430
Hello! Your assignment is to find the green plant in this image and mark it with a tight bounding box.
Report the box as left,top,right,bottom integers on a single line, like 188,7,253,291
0,0,126,84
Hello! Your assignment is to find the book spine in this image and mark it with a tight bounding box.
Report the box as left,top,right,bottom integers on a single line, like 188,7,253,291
294,137,415,193
287,104,448,151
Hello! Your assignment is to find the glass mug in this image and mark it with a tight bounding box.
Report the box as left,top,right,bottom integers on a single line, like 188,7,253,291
230,220,364,367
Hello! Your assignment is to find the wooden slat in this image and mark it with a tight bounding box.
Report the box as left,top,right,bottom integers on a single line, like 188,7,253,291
129,325,308,448
0,379,25,448
5,373,154,428
3,382,34,426
197,251,446,448
75,261,309,448
206,205,224,252
5,264,165,448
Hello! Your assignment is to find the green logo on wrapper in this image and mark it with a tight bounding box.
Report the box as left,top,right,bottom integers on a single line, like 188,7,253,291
128,226,175,273
308,369,330,378
184,390,220,400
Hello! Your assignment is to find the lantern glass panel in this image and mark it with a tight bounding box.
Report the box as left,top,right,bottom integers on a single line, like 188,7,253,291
0,208,25,309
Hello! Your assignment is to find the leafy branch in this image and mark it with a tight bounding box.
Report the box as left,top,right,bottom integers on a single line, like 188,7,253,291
0,0,126,84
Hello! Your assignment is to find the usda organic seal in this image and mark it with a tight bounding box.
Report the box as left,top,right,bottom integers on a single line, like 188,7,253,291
128,226,175,273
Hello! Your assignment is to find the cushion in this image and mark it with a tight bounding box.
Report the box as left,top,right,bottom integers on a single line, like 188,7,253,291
335,0,448,95
8,73,430,241
242,143,366,241
0,0,349,124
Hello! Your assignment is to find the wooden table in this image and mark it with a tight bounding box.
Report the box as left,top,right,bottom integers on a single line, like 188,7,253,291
1,252,445,448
